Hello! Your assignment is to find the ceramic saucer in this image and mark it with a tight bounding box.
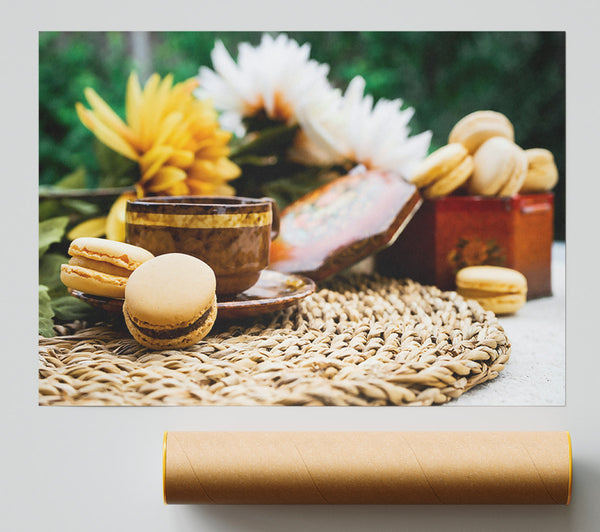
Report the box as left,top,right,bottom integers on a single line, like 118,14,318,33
69,269,315,320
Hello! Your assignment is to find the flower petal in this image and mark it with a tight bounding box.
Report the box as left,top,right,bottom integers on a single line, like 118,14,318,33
138,74,162,149
83,87,137,148
126,72,142,134
106,191,137,242
190,158,241,182
152,111,184,148
163,180,190,196
167,149,195,168
187,178,235,196
76,103,139,161
145,166,187,193
67,216,107,240
197,33,333,126
139,145,174,181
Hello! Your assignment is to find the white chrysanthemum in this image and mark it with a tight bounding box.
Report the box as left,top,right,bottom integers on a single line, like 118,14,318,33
196,34,333,132
290,76,432,179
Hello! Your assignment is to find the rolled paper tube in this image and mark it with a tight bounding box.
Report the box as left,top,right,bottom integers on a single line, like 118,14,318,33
163,431,572,505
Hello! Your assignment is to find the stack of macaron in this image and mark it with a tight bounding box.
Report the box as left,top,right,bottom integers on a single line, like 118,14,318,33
409,110,559,197
60,237,155,299
61,237,218,350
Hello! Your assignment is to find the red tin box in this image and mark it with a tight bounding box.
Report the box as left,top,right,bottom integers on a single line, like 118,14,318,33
376,193,554,299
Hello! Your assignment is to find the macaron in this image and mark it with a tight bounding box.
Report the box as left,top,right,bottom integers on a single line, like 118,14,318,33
448,110,515,154
60,237,154,298
409,143,473,197
469,137,528,197
519,148,559,193
456,265,528,315
123,253,217,350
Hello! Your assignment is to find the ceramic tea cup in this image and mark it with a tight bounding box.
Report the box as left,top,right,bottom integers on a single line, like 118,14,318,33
125,196,280,296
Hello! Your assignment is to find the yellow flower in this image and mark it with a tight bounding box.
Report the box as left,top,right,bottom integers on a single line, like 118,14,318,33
75,72,241,241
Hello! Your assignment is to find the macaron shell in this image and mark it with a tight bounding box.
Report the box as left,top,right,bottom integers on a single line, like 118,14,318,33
60,263,128,298
457,289,526,315
456,265,528,295
469,137,522,196
124,253,217,327
423,154,474,198
409,143,468,188
123,299,217,350
448,110,515,154
68,237,154,271
520,148,559,193
497,145,528,197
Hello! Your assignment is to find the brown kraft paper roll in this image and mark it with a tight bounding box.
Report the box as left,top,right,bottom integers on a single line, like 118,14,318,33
163,431,572,505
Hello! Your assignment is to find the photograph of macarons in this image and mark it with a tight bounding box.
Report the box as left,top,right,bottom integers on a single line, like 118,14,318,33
39,31,564,407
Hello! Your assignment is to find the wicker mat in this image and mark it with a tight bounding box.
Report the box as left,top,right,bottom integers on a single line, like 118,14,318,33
39,274,510,406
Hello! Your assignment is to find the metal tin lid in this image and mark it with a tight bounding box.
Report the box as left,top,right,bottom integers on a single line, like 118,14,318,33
269,169,422,281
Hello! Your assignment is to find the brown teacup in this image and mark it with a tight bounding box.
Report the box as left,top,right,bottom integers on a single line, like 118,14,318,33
125,196,279,296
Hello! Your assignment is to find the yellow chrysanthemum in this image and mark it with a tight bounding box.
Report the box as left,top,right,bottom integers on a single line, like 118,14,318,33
75,72,241,241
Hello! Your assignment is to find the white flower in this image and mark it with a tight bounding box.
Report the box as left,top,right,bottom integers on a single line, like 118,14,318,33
196,34,333,132
290,76,432,179
286,87,346,165
197,34,432,180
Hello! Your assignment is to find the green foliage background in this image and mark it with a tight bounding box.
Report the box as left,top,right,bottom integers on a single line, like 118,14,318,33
39,31,565,239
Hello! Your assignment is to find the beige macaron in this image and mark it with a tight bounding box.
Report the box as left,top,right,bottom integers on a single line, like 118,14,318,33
60,237,154,298
123,253,217,350
448,110,515,154
519,148,559,193
409,143,473,197
456,265,527,315
469,137,528,197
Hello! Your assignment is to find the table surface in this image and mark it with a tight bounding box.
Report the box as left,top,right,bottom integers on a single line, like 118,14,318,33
450,242,565,405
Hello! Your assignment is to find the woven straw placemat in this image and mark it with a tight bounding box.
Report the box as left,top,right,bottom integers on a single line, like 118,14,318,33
39,274,510,406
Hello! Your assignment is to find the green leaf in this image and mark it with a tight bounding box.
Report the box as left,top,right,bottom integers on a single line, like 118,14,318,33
261,169,330,210
94,140,138,188
230,124,299,158
39,285,56,337
38,199,63,222
51,295,99,321
39,252,69,293
231,155,278,167
54,166,87,189
61,198,100,217
39,216,69,256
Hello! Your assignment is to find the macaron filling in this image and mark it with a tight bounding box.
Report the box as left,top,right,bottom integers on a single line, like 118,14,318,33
124,302,215,340
457,288,525,299
60,264,128,287
67,256,133,278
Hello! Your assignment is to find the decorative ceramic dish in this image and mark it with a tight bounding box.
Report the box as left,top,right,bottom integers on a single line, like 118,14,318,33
269,169,421,281
69,270,315,320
